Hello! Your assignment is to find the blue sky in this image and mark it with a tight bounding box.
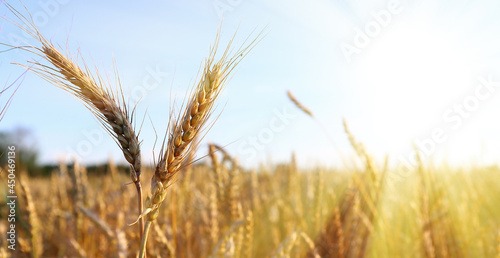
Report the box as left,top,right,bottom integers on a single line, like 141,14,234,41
2,0,500,168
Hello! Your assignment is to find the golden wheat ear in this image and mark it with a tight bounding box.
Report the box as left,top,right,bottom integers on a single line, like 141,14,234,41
155,30,261,181
2,2,145,238
134,30,262,258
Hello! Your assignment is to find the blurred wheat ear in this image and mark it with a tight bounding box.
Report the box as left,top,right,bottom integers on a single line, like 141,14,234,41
286,90,350,167
287,90,314,117
2,2,146,238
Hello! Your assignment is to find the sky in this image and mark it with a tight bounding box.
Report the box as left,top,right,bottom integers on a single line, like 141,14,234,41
2,0,500,169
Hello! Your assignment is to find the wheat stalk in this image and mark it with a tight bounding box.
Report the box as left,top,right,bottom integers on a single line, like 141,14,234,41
19,178,42,258
135,31,260,258
152,223,176,257
208,146,221,247
272,231,298,258
78,205,128,258
210,220,245,257
68,238,87,258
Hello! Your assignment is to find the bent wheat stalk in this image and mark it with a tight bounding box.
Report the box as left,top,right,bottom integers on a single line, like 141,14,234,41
136,31,260,258
3,3,145,238
78,205,128,258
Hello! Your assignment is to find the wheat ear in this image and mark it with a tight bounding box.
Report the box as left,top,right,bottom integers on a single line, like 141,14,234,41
3,3,145,238
287,90,313,117
287,90,350,167
136,31,260,258
19,178,42,258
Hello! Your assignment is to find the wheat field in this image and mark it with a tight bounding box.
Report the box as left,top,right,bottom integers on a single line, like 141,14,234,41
1,142,500,257
2,2,500,258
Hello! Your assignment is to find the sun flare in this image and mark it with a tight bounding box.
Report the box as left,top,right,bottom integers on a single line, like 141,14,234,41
348,19,482,163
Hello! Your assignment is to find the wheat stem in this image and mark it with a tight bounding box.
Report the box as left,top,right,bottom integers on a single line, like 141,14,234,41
139,220,152,258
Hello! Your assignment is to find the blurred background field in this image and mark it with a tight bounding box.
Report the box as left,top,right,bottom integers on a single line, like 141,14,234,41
2,138,500,257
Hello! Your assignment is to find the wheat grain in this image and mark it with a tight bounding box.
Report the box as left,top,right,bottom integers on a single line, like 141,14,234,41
244,211,254,258
208,163,220,247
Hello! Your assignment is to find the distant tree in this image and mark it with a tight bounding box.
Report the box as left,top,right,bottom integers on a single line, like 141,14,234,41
0,127,40,175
